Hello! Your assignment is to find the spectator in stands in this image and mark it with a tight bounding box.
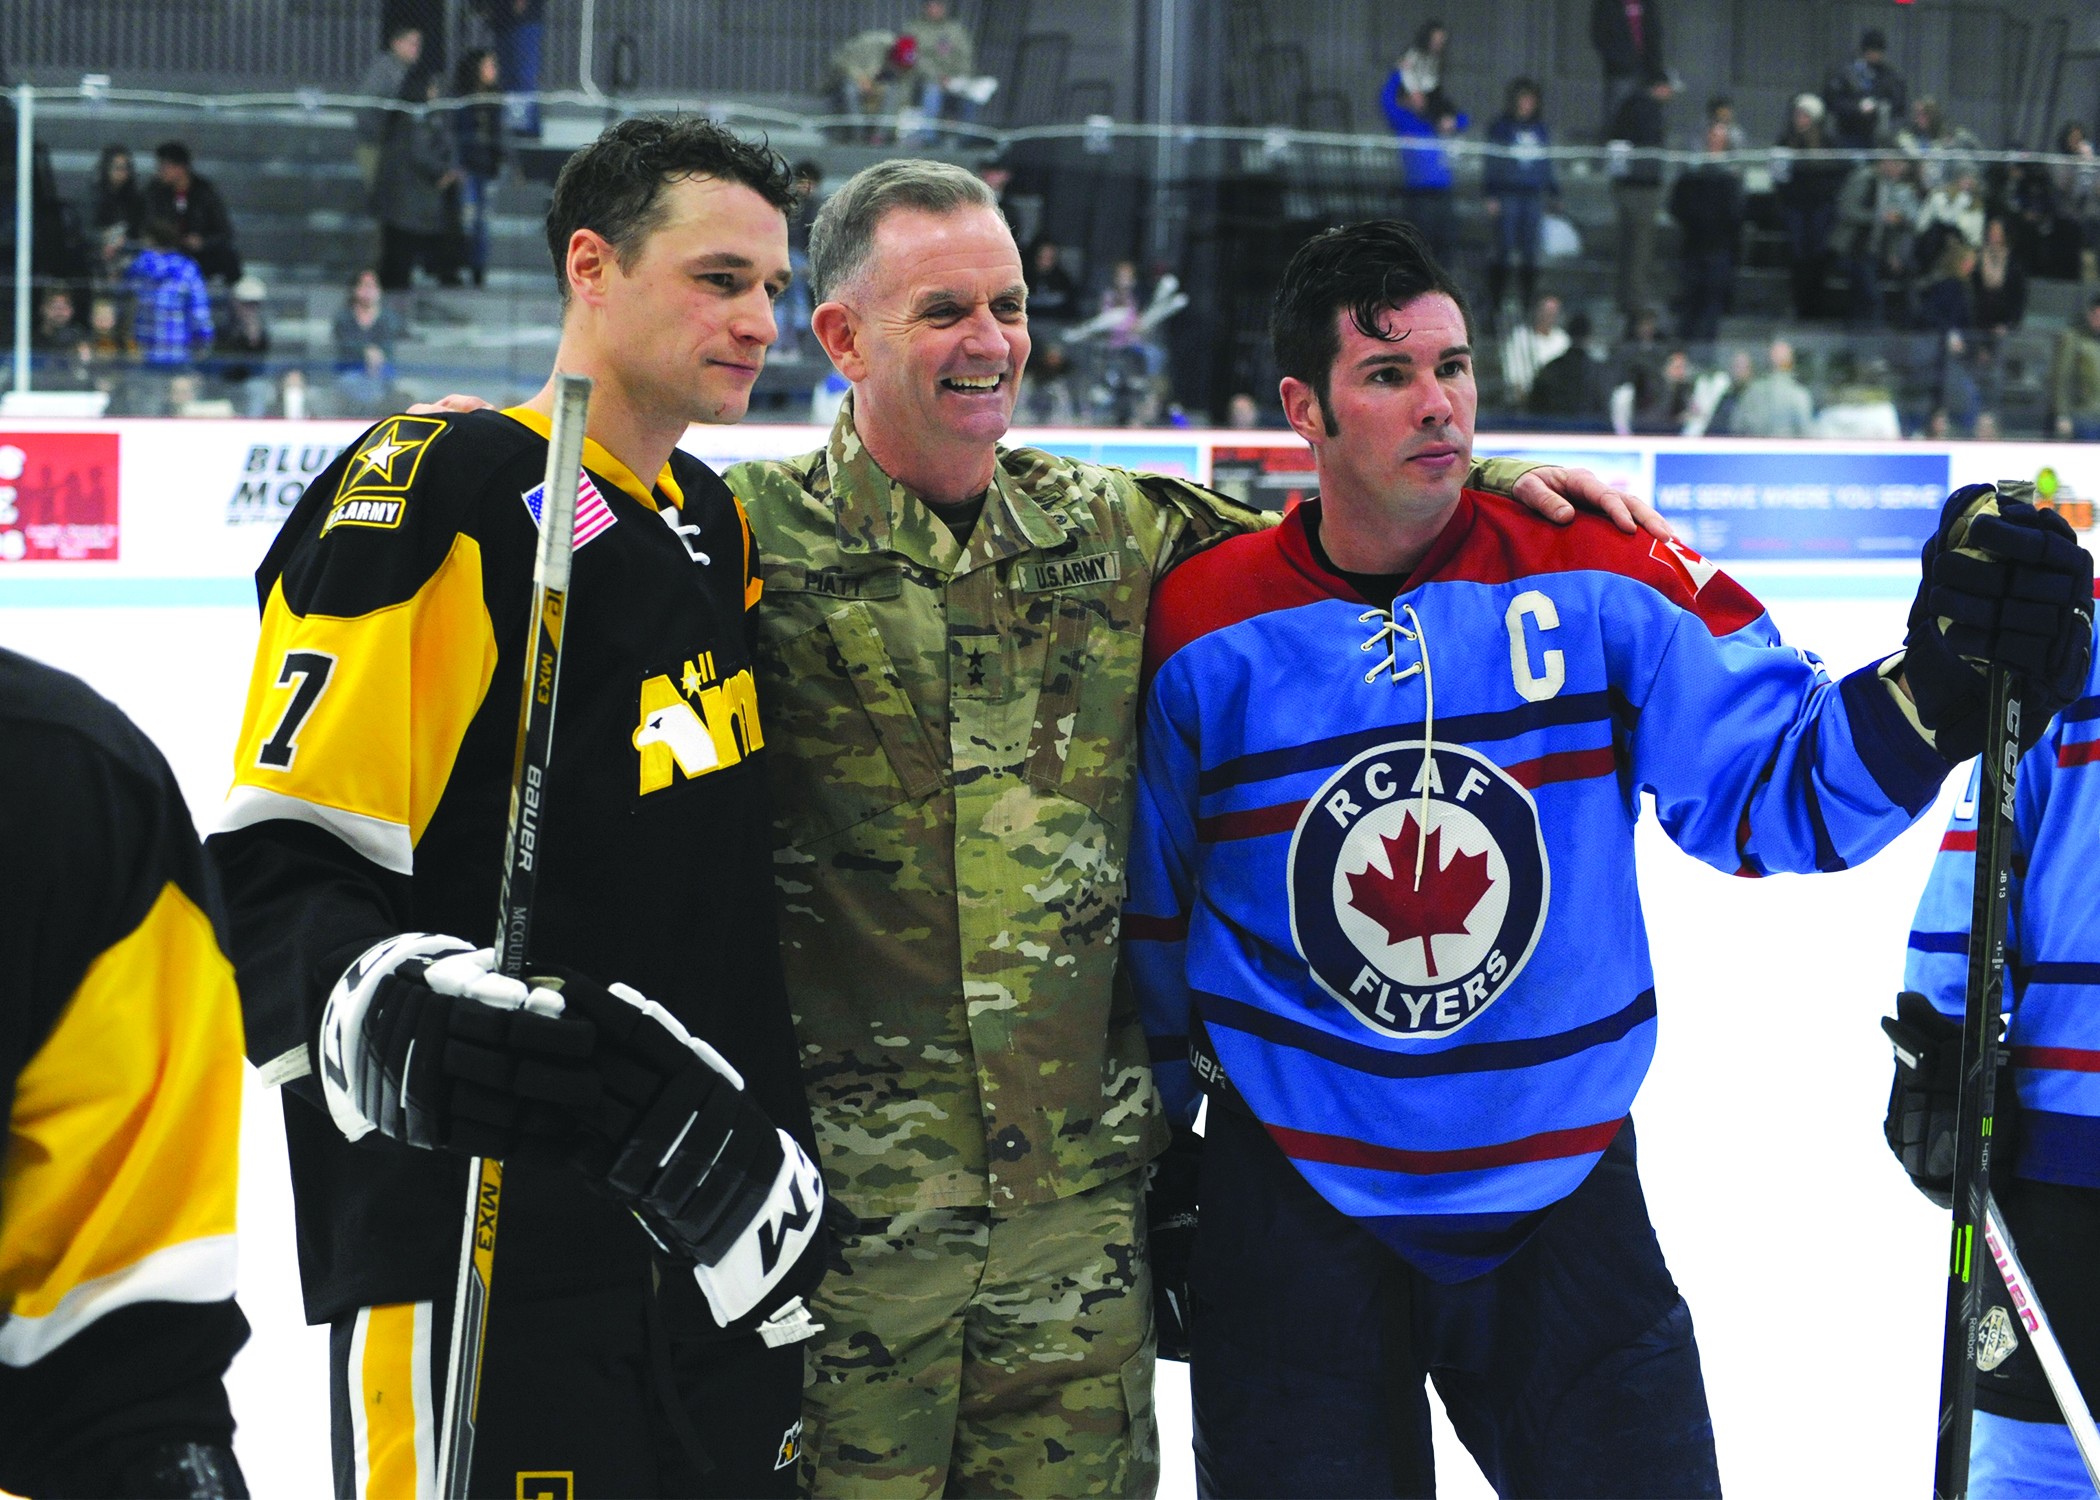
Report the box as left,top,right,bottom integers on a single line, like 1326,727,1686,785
1226,392,1262,430
1590,0,1665,141
84,295,134,367
1813,351,1902,438
1730,338,1816,438
1702,347,1756,435
88,144,143,269
1988,158,2070,280
1501,293,1569,409
1897,96,1978,191
125,216,212,380
30,287,92,391
1668,117,1744,343
354,23,422,192
2050,294,2100,441
470,0,545,139
451,49,504,288
1608,75,1672,334
1019,341,1080,426
1483,78,1558,332
1836,152,1919,326
212,275,273,418
1918,237,1981,431
1773,93,1847,320
1024,236,1081,331
143,141,240,284
374,69,461,291
1972,409,2001,441
1381,70,1465,270
1915,163,1985,273
909,1,987,141
830,31,915,144
1970,214,2027,413
1701,95,1745,153
1527,308,1610,427
2050,121,2100,284
774,159,823,358
1395,20,1456,122
331,267,404,416
1824,28,1908,152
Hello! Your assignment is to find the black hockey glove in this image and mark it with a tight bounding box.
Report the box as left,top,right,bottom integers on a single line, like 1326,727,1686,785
1904,482,2093,764
550,970,827,1326
319,933,597,1159
1147,1127,1202,1363
1880,989,2017,1208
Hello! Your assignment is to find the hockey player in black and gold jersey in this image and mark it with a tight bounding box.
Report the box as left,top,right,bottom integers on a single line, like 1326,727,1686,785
207,119,827,1498
0,647,249,1499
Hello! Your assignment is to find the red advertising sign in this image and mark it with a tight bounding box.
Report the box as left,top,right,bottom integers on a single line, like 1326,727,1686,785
0,431,122,562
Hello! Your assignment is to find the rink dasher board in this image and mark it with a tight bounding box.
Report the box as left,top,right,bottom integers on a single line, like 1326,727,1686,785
2,422,2095,606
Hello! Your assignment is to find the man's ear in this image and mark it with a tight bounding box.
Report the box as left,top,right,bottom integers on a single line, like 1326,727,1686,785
810,301,867,383
565,229,616,307
1279,375,1328,446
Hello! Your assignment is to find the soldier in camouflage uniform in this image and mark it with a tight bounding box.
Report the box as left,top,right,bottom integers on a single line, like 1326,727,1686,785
724,159,1655,1498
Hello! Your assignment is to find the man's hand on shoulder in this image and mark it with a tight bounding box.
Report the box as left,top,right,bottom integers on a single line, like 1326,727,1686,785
406,393,496,416
1471,457,1676,540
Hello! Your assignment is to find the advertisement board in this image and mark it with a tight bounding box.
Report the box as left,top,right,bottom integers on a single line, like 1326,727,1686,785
3,421,2097,601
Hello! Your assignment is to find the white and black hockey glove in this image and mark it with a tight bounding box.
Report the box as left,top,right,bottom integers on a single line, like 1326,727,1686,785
548,971,827,1327
319,933,598,1159
1905,482,2093,763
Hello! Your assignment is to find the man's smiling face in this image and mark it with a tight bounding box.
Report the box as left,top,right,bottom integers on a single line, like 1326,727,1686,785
830,205,1031,455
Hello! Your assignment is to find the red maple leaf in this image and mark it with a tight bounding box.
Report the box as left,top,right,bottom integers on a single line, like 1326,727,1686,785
1344,814,1494,978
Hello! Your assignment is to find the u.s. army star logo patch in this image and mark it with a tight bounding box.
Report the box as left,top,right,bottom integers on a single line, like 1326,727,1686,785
324,415,445,533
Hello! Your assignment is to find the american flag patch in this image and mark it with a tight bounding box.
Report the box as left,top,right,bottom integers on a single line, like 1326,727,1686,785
521,474,617,549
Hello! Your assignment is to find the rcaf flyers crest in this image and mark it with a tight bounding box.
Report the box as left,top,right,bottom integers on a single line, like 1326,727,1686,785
1289,741,1549,1039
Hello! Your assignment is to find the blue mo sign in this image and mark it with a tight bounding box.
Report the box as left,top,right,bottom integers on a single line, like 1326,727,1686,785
1653,451,1950,560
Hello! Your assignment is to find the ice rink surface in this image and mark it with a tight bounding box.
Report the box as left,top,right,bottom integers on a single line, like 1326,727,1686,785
1,578,1962,1497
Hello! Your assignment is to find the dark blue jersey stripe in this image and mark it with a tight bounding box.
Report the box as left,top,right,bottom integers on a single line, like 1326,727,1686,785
1909,929,1966,954
2022,962,2100,986
1197,690,1615,797
1197,987,1658,1081
2059,695,2100,724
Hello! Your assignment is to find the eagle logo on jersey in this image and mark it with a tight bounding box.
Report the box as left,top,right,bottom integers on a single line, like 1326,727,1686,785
633,652,765,794
1289,741,1549,1039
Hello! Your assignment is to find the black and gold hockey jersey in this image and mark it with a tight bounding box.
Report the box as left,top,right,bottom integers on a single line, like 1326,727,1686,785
207,407,817,1324
0,648,248,1495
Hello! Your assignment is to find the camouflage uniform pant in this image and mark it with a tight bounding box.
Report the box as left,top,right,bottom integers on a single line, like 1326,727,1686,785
802,1170,1158,1498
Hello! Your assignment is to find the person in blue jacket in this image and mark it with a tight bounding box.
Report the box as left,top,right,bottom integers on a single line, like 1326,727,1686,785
1381,70,1467,274
1123,218,2094,1498
1889,599,2100,1498
1482,78,1558,332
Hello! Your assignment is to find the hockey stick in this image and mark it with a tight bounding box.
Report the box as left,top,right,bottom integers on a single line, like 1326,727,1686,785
1981,1193,2100,1487
433,372,593,1500
1932,664,2019,1500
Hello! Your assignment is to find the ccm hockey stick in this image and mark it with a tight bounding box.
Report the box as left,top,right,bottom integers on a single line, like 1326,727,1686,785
434,372,592,1499
1932,664,2018,1500
1981,1194,2100,1486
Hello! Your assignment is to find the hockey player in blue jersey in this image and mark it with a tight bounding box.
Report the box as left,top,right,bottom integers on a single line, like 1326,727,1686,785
1889,606,2100,1498
1122,218,2095,1498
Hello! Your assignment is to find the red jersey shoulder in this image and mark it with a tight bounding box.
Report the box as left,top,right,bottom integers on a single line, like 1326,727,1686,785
1449,489,1765,637
1146,517,1335,677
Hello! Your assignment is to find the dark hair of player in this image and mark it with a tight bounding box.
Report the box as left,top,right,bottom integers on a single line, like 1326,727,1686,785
1270,219,1472,436
543,116,799,300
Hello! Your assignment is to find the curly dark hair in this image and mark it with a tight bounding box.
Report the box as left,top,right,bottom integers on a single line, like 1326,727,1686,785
544,116,799,299
1270,219,1472,435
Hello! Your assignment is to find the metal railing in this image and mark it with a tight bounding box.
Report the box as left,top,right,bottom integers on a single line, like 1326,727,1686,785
10,79,2100,428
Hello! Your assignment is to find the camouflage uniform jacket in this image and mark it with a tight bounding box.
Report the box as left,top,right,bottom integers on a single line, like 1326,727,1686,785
729,401,1543,1219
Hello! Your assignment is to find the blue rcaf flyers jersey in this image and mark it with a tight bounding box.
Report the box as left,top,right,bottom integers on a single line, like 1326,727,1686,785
1906,612,2100,1190
1126,492,1953,1280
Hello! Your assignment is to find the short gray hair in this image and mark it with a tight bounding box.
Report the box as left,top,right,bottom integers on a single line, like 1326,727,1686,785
807,158,1000,301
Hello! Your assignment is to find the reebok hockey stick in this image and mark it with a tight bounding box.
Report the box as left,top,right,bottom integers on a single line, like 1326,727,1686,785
434,372,592,1500
1932,664,2018,1500
1981,1193,2100,1486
